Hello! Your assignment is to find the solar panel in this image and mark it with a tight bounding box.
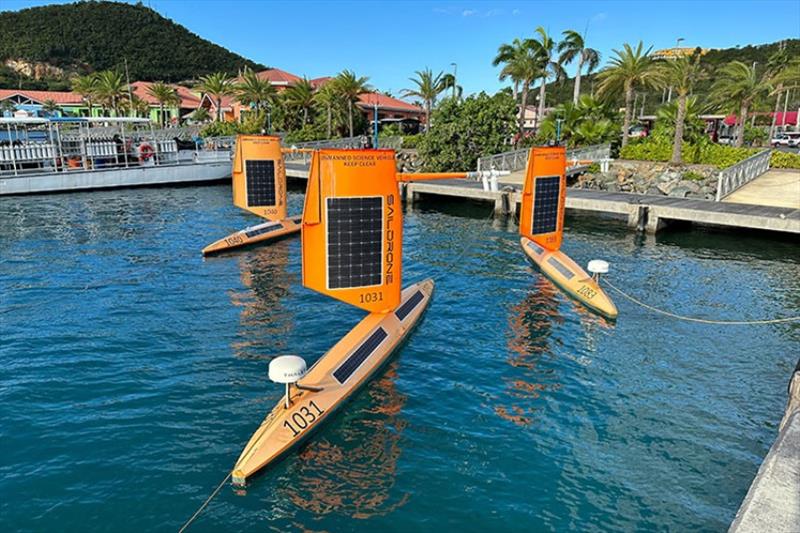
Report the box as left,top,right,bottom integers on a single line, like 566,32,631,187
531,176,561,235
333,327,388,384
326,196,383,290
244,222,283,239
547,256,575,280
395,291,424,321
245,160,276,207
527,241,545,256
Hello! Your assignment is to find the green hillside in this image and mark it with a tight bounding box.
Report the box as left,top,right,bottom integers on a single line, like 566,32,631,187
543,39,800,114
0,0,265,88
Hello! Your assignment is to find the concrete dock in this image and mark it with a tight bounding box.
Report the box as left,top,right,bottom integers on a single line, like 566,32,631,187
729,362,800,533
398,179,800,235
723,169,800,209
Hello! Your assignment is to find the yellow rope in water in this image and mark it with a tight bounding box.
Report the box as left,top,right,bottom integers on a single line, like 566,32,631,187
178,472,231,532
602,278,800,325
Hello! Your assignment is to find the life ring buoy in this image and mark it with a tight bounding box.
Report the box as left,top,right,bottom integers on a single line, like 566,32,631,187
137,143,155,163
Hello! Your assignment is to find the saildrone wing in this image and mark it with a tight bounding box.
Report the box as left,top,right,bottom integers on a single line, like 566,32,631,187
519,147,566,251
302,149,401,313
232,135,287,221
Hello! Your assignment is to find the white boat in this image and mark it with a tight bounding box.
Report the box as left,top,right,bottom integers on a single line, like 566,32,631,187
0,117,232,195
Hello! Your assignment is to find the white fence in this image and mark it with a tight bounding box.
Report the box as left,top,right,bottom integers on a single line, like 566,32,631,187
477,144,611,172
715,149,772,201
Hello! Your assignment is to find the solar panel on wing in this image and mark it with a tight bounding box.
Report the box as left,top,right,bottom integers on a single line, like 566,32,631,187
531,176,561,235
245,160,276,207
326,196,383,289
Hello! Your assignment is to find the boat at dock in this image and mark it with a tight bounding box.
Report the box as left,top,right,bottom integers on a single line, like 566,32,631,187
0,117,232,195
519,146,617,319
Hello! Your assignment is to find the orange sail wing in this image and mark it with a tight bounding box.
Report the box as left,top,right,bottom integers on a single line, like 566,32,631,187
519,147,567,251
232,135,287,221
302,149,402,313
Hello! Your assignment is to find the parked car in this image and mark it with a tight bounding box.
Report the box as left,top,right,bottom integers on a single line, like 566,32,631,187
628,125,648,138
717,135,735,146
771,132,800,147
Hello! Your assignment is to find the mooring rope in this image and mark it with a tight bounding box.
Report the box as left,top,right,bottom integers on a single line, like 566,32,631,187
178,471,232,532
602,278,800,325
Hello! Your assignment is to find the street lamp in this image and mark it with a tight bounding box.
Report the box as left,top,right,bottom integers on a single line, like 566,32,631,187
450,62,457,100
668,38,685,103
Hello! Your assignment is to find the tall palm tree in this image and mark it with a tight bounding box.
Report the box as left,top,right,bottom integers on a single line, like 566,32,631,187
710,61,768,147
94,70,128,116
558,30,600,105
313,80,339,138
334,70,371,137
493,38,541,142
440,73,463,100
529,26,566,130
236,67,277,130
766,46,791,139
41,99,59,117
597,41,660,147
402,68,445,131
283,78,315,125
657,52,705,164
147,81,179,127
71,73,98,117
197,72,234,122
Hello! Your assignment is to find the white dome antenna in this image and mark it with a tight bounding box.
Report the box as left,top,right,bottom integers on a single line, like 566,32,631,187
587,259,610,282
269,355,307,408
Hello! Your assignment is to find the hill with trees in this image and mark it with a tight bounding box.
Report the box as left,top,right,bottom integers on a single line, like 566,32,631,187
0,1,264,89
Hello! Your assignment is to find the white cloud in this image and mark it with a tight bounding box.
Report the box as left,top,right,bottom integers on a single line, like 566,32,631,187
462,9,477,16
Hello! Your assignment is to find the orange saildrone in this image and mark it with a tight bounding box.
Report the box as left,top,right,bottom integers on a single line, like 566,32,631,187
519,146,617,319
232,149,435,486
202,135,302,255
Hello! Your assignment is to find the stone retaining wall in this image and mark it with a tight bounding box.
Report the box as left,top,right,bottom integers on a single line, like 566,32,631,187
573,160,719,200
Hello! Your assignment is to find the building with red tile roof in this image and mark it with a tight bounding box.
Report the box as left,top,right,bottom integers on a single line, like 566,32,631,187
254,68,302,88
0,89,84,105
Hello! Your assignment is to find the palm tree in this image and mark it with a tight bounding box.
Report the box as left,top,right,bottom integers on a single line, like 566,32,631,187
197,72,234,121
334,70,371,137
191,107,211,123
493,38,541,142
440,73,462,100
657,52,706,164
402,68,446,131
236,67,277,131
71,73,98,117
709,61,768,147
597,41,660,147
283,78,315,125
94,70,128,116
313,80,339,138
147,82,179,127
558,30,600,105
529,26,566,130
41,99,59,117
766,46,791,139
0,99,16,117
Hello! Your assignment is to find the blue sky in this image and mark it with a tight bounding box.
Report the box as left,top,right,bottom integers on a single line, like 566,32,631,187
5,0,800,96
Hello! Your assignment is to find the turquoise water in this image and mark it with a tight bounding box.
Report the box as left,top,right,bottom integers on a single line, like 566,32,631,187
1,185,798,532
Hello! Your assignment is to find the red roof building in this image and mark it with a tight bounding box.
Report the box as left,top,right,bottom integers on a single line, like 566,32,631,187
129,81,202,110
0,89,84,105
254,68,302,88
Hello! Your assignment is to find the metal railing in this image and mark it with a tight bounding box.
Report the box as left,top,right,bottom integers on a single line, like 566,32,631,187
715,149,771,201
476,143,611,172
282,136,366,164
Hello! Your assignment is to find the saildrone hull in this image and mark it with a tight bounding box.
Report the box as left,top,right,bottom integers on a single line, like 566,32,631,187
202,216,302,256
232,279,434,486
520,237,617,319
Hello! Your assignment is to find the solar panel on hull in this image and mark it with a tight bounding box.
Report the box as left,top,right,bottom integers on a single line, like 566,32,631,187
395,291,424,321
244,222,283,239
531,176,561,235
245,160,276,207
333,327,388,384
326,196,383,289
547,257,575,280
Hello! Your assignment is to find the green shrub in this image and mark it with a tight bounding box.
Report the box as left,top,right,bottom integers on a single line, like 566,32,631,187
284,124,324,143
417,91,517,171
770,150,800,169
586,162,600,173
619,135,759,168
682,170,705,181
401,134,421,149
200,121,238,138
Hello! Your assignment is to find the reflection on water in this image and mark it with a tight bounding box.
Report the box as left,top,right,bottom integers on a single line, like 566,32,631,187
227,242,297,359
279,367,409,519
